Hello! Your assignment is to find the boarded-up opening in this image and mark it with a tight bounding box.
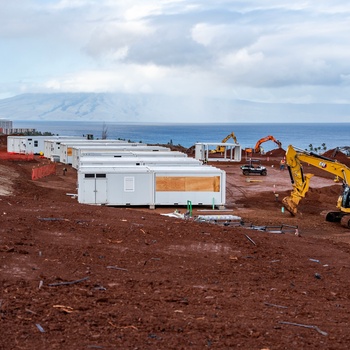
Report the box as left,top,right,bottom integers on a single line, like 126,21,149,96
156,176,220,192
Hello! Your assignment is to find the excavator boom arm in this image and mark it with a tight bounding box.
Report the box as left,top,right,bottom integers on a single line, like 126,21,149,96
287,146,349,182
282,145,350,216
222,132,237,144
254,135,282,153
210,132,238,153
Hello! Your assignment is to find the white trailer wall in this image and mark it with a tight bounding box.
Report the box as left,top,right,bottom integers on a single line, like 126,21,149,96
72,150,187,169
44,138,87,159
7,136,25,153
77,156,202,169
59,142,150,164
69,145,171,166
78,166,154,206
77,165,226,209
44,140,143,160
7,136,84,154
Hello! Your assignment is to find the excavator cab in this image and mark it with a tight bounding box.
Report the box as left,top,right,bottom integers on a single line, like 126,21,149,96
340,185,350,209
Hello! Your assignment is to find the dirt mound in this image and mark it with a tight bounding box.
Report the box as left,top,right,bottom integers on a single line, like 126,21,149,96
0,135,7,146
322,148,350,167
265,148,286,157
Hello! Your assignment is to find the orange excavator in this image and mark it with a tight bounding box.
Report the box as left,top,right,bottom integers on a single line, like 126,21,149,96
245,135,282,155
254,135,282,154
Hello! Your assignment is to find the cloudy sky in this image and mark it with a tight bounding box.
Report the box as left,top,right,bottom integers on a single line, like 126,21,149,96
1,0,350,122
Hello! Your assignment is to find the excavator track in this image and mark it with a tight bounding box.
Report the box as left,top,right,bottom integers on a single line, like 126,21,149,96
340,215,350,228
325,211,343,223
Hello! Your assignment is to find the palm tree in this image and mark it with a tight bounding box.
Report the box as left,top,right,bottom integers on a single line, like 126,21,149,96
101,122,108,139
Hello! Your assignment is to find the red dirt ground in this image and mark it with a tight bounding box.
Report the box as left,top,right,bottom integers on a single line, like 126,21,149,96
1,144,350,349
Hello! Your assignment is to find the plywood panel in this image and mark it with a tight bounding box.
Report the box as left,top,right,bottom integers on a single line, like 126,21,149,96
156,176,220,192
156,177,185,191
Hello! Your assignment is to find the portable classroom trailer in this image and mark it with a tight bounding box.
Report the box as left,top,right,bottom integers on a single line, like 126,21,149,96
59,142,156,164
72,150,188,169
77,165,226,209
7,135,84,155
77,156,202,169
43,138,106,159
44,139,143,161
7,136,27,154
71,144,171,168
195,142,241,162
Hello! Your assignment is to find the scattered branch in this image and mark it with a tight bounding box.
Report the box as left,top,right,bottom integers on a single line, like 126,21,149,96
244,234,256,246
279,321,328,336
48,276,89,287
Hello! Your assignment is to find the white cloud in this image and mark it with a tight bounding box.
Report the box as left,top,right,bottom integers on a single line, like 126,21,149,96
1,0,350,120
124,4,162,21
83,20,156,62
51,0,96,10
38,62,225,102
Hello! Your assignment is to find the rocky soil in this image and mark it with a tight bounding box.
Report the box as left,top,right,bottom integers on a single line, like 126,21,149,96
1,145,350,349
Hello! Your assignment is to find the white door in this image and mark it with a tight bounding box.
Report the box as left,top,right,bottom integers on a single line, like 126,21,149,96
95,174,108,204
83,173,107,204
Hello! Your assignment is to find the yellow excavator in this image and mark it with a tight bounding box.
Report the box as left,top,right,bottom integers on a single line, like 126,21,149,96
210,132,238,154
282,145,350,228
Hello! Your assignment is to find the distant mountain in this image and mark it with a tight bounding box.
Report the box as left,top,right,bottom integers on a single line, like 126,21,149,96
0,92,349,122
0,93,157,122
0,92,240,122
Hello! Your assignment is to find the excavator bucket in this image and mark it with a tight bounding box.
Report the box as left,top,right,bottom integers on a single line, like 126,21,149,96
282,196,298,216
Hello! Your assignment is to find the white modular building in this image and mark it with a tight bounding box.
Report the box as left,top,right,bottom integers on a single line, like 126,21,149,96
59,142,159,164
44,139,144,161
7,135,85,155
195,143,241,162
77,156,202,169
44,138,98,159
72,150,188,169
69,144,172,169
77,165,226,209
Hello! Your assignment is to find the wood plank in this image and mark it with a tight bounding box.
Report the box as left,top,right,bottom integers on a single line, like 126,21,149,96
156,176,220,192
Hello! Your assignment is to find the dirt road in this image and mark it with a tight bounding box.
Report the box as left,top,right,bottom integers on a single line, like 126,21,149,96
1,153,350,349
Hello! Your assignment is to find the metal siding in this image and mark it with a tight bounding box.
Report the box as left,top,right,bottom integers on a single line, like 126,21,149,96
77,165,225,207
106,173,153,205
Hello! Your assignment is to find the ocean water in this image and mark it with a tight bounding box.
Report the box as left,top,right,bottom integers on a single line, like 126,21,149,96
14,121,350,153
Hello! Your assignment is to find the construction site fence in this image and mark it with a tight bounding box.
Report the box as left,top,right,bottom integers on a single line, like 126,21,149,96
0,152,35,161
32,163,57,181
